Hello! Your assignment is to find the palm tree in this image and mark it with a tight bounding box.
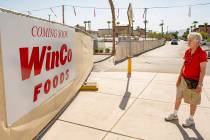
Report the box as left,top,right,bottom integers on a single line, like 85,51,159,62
131,20,135,36
190,26,193,32
107,21,111,35
143,20,148,39
136,26,140,37
84,21,87,31
204,22,208,33
192,21,198,30
87,21,91,31
159,22,164,37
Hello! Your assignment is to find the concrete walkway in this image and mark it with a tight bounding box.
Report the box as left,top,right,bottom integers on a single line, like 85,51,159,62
41,72,210,140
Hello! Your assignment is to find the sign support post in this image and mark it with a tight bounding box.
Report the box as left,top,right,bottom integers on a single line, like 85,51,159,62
127,3,133,78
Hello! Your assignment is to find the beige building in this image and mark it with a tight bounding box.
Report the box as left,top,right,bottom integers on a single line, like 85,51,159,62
194,25,210,36
98,26,145,37
197,25,210,35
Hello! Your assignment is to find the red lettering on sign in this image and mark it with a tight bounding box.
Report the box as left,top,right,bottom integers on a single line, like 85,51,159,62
33,83,42,102
60,44,67,65
31,26,68,38
19,44,73,81
44,79,51,94
33,69,70,102
19,46,46,80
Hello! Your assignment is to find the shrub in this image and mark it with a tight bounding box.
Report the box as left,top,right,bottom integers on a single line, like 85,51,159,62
99,49,103,53
94,49,99,53
105,48,110,53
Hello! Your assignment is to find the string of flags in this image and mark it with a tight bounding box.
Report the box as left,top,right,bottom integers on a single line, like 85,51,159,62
23,2,210,18
50,8,57,17
94,8,96,17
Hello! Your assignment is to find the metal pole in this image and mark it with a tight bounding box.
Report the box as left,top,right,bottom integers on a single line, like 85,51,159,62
144,8,147,40
128,24,132,78
62,5,65,24
108,0,116,56
161,20,164,38
48,14,51,21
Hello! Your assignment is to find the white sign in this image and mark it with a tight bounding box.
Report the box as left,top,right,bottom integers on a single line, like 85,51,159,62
0,11,76,126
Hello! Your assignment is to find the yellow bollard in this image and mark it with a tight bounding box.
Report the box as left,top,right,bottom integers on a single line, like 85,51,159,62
128,57,132,77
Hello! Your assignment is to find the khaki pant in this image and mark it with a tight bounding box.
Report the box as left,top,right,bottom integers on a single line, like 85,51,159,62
176,77,201,105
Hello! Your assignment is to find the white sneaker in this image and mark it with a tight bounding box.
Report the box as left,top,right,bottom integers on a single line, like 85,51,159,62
165,114,178,121
182,118,195,127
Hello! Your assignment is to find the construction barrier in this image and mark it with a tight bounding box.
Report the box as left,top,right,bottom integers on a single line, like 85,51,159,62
0,8,94,140
114,39,165,63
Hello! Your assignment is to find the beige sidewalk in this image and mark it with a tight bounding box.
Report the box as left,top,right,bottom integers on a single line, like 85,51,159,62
41,72,210,140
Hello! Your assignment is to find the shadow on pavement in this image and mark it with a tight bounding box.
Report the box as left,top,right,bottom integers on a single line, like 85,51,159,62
119,76,131,110
94,55,113,64
167,120,204,140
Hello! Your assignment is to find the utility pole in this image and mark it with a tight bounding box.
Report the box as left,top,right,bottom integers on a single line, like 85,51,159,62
160,20,164,38
132,20,135,36
144,8,147,40
48,14,51,21
62,5,65,24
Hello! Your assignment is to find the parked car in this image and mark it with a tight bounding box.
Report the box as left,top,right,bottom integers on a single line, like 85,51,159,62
171,39,178,45
201,40,207,46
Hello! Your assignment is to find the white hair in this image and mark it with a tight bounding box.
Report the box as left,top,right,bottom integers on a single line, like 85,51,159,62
187,32,202,44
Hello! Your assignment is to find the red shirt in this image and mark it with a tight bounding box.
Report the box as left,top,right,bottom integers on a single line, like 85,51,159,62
182,47,208,80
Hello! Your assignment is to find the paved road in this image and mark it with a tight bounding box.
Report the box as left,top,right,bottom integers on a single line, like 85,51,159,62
93,41,210,75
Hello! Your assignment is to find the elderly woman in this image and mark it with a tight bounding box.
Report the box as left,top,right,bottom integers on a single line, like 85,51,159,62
165,32,208,127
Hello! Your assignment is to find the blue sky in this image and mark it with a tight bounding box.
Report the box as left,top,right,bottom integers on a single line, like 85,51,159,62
1,0,210,32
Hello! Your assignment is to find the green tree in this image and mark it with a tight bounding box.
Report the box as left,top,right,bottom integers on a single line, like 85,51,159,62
199,31,208,40
182,28,190,40
171,31,178,39
192,21,198,30
148,32,162,39
143,20,148,39
159,22,164,37
190,26,193,32
204,22,208,33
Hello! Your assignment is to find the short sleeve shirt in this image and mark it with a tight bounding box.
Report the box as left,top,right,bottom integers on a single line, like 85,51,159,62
182,47,208,80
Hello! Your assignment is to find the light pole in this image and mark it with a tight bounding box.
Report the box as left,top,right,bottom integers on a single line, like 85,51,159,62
107,21,111,35
87,21,91,32
108,0,116,56
84,21,87,31
143,8,148,40
131,20,135,36
160,20,164,38
48,14,51,21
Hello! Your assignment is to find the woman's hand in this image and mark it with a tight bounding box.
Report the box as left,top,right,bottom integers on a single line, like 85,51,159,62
195,85,202,94
176,76,181,87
